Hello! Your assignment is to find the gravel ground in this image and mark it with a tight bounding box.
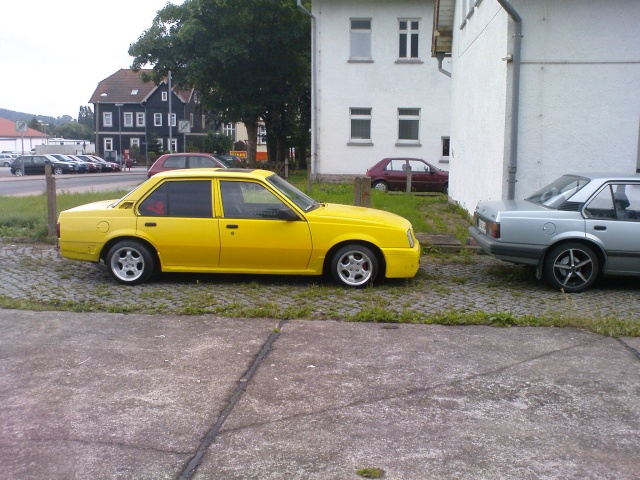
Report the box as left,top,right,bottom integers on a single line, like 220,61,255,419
2,241,639,322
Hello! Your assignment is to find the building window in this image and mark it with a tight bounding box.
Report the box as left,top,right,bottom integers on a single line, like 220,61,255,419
169,113,176,127
131,138,140,148
258,124,267,145
103,112,112,127
223,123,236,141
136,112,145,127
162,91,168,101
399,20,419,59
349,108,372,144
170,139,178,152
104,138,113,151
201,115,206,129
397,108,420,144
350,19,372,60
190,113,194,127
154,113,162,126
157,138,164,150
124,112,133,127
442,137,450,158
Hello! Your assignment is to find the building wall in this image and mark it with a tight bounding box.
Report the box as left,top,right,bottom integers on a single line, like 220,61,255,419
314,0,451,179
449,0,640,212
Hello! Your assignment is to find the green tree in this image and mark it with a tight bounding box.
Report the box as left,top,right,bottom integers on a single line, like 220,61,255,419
28,117,41,131
129,0,311,165
52,122,93,140
78,106,94,131
202,131,233,154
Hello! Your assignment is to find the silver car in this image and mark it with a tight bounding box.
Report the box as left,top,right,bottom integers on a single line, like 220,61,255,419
469,173,640,292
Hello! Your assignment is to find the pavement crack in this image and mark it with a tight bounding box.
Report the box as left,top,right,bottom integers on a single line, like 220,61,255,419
176,319,287,480
616,337,640,361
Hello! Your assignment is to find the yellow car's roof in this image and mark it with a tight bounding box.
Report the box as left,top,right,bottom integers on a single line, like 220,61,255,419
152,168,274,181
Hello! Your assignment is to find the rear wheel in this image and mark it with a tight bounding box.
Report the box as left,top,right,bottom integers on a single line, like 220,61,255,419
106,240,155,285
14,168,23,177
442,183,448,194
372,181,388,192
543,242,599,293
53,167,64,175
331,244,378,288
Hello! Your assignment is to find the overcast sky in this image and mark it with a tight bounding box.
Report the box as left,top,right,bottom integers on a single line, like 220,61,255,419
0,0,176,119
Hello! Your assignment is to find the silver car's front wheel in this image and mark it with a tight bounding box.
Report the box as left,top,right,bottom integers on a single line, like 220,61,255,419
331,244,378,288
106,241,155,285
543,242,599,293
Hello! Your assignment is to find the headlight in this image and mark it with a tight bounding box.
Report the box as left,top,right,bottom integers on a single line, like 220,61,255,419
407,229,415,248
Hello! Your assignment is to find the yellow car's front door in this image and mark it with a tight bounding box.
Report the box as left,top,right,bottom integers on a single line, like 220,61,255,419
217,180,312,271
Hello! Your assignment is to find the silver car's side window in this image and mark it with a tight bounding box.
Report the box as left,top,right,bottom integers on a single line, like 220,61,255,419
585,184,640,221
584,187,615,219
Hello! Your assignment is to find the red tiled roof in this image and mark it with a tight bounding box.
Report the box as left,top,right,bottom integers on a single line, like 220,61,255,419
0,117,48,138
89,69,193,105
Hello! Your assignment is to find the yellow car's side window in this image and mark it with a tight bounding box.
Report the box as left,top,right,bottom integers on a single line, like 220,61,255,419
220,181,292,219
139,180,212,218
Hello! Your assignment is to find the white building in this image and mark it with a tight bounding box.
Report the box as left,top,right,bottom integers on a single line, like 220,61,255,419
312,0,452,181
434,0,640,213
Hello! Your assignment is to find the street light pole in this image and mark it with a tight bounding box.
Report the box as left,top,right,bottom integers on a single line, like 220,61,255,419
115,103,124,169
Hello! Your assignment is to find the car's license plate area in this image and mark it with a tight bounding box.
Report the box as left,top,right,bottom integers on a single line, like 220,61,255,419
477,217,487,234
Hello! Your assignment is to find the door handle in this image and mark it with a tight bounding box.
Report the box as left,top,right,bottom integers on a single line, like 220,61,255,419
593,226,606,231
144,222,157,227
226,224,239,229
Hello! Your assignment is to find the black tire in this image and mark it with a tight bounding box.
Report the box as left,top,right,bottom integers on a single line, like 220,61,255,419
372,181,388,192
106,240,155,285
331,244,378,288
543,242,599,293
442,183,448,194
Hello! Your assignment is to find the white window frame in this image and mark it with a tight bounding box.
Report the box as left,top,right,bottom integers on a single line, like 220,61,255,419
156,138,164,150
349,18,372,61
257,124,267,145
103,112,112,127
170,138,178,152
398,19,420,60
104,138,113,151
349,107,372,145
169,113,176,127
190,113,194,128
397,108,421,145
162,91,168,101
136,112,145,127
223,122,236,141
130,138,140,148
123,112,133,127
154,113,162,126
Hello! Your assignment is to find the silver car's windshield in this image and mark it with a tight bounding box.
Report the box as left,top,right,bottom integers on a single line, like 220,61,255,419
526,175,590,208
267,174,319,212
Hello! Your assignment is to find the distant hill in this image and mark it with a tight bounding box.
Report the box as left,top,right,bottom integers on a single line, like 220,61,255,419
0,108,73,126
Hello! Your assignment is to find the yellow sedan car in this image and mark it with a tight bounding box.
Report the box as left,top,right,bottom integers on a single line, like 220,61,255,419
57,169,421,287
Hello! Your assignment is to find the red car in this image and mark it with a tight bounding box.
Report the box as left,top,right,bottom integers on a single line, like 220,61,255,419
147,153,228,178
366,157,449,193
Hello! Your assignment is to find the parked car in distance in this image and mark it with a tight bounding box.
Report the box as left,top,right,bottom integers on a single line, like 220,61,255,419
49,154,88,173
69,155,101,172
147,153,227,178
10,155,79,176
1,153,14,167
366,158,449,193
85,155,121,172
57,168,421,287
469,173,640,292
214,153,245,167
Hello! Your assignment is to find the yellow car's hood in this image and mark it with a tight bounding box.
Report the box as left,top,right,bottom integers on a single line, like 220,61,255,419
306,203,411,228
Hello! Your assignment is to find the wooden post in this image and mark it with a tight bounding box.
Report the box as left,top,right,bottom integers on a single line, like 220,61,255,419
45,163,57,238
406,164,412,194
354,176,371,207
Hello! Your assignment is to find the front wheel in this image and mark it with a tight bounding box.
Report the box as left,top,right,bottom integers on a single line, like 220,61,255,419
106,240,155,285
372,181,388,192
331,244,378,288
543,242,599,293
53,167,64,175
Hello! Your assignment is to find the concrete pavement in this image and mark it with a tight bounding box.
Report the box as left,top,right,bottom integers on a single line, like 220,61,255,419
1,309,639,479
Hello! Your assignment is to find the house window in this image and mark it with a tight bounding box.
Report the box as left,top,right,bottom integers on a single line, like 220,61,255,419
136,112,145,127
157,138,164,150
123,112,133,127
103,112,112,127
170,139,178,152
201,115,206,128
258,124,267,145
162,91,168,101
350,19,372,60
397,108,420,144
350,108,372,144
399,20,419,59
223,122,236,141
190,113,194,127
442,137,450,158
169,113,176,127
131,89,139,95
154,113,162,126
131,138,140,148
104,138,113,151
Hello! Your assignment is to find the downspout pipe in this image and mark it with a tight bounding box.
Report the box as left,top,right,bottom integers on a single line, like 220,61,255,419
497,0,522,200
297,0,318,181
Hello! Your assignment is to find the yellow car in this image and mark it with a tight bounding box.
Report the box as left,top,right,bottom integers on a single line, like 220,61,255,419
57,169,420,287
